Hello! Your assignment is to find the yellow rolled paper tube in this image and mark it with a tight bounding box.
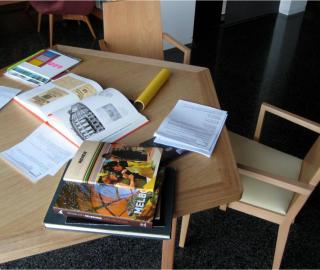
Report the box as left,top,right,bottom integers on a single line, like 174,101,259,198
134,68,171,111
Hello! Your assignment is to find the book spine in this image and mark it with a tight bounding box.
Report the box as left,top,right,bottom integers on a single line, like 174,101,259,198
53,207,152,228
83,142,105,183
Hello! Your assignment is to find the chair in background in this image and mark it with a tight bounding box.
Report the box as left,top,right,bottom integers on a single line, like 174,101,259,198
179,103,320,269
98,0,190,64
29,0,96,48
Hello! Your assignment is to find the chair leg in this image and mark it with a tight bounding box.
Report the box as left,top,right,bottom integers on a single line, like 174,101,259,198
179,214,190,248
49,14,54,48
272,222,291,270
219,204,227,211
37,13,42,32
99,39,108,51
83,15,96,39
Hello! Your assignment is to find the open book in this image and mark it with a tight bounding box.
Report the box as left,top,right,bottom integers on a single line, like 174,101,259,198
14,73,148,146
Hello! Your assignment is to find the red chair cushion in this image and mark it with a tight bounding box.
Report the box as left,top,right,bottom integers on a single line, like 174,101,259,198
29,1,95,15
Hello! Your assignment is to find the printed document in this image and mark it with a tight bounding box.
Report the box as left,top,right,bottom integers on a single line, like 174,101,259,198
0,86,21,109
154,100,227,157
0,124,77,182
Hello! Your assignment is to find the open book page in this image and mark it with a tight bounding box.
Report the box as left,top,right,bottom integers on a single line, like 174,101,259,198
154,100,227,157
0,86,21,109
14,73,104,121
48,88,149,146
0,124,77,183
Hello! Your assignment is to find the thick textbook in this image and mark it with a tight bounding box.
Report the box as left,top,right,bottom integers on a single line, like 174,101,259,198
5,49,80,85
14,73,148,146
44,167,176,239
64,140,162,192
52,166,166,228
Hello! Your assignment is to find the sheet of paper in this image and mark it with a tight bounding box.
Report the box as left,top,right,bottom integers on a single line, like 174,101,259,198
154,100,227,157
0,124,78,182
0,86,21,109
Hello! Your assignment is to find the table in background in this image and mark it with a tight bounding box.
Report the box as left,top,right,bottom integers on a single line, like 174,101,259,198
0,45,242,269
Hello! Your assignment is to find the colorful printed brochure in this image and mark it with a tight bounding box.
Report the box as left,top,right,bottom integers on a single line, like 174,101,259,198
5,49,80,85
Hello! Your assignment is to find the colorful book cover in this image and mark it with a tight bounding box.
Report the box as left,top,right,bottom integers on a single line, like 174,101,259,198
5,49,80,85
44,166,176,239
53,168,165,227
64,141,163,192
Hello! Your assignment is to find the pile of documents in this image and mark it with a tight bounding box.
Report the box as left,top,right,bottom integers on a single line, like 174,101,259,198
154,100,227,157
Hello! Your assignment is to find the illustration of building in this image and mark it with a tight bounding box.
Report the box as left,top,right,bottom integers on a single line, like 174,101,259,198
69,103,105,140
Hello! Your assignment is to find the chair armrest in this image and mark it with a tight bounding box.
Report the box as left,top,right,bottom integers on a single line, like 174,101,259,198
99,39,108,51
237,163,314,195
162,32,191,64
254,102,320,141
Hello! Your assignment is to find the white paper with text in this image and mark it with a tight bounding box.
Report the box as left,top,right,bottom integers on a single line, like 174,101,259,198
154,100,227,157
0,124,77,182
0,86,21,109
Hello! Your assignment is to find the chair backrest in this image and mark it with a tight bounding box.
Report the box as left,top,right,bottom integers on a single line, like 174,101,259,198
299,136,320,186
255,103,320,188
102,0,164,60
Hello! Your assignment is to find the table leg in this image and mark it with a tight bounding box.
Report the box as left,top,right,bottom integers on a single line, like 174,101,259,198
161,217,177,269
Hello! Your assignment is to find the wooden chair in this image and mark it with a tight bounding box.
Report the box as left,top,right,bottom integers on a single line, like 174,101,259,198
98,0,191,64
179,103,320,269
29,0,96,48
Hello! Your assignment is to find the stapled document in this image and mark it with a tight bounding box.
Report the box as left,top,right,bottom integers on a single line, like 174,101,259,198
154,100,227,157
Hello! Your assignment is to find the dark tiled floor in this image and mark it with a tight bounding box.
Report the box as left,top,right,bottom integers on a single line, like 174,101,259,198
0,3,320,269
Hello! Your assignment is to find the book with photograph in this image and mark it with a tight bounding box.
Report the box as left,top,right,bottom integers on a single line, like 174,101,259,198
44,166,176,239
64,141,163,192
53,166,166,228
13,73,149,146
5,49,80,86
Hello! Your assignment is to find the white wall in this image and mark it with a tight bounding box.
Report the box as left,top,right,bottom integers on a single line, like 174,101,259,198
279,0,307,15
160,0,196,49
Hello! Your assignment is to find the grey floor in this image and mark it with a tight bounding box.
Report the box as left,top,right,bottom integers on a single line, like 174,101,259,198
1,2,320,269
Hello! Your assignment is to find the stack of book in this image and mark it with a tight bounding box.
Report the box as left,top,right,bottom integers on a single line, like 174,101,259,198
44,141,175,240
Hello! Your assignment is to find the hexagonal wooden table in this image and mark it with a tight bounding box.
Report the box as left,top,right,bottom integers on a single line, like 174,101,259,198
0,45,242,268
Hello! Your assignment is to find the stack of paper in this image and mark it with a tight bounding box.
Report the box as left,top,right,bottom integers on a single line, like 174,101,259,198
154,100,227,157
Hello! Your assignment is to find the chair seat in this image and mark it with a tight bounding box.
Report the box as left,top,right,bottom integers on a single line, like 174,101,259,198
30,1,95,15
229,131,302,215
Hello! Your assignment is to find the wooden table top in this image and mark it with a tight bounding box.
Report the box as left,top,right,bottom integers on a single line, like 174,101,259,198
0,45,242,263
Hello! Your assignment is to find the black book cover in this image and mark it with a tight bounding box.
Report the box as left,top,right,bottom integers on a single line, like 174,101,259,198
140,137,189,166
43,165,176,240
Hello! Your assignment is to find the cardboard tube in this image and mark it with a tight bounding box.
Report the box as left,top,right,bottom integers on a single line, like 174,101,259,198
134,68,171,111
